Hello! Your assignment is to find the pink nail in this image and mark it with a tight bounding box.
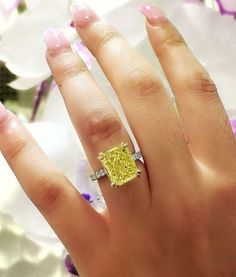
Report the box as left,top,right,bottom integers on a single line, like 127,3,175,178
71,4,98,28
139,5,166,26
0,102,9,124
43,28,70,54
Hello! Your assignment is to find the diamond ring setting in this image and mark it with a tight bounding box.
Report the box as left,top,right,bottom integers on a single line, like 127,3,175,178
90,142,143,188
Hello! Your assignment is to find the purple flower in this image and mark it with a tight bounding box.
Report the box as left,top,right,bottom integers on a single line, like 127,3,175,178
82,193,92,202
31,78,53,121
216,0,236,16
230,118,236,136
74,41,93,69
65,255,79,276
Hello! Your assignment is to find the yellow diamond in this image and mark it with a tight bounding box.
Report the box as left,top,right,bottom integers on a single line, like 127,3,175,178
99,143,139,187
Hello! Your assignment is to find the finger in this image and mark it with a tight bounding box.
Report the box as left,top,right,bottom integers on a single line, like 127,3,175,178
0,104,106,265
71,4,195,187
44,29,150,220
141,4,236,170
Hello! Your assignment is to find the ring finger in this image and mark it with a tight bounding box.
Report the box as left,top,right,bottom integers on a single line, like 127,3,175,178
71,4,196,197
44,29,150,220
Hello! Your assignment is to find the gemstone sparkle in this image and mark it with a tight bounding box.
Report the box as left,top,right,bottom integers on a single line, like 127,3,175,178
98,143,139,187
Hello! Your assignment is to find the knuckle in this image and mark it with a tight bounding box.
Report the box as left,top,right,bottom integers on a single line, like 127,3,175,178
53,54,87,84
94,28,120,55
187,73,218,100
158,32,185,56
32,173,66,212
83,108,122,142
4,135,30,165
127,67,162,99
0,115,34,165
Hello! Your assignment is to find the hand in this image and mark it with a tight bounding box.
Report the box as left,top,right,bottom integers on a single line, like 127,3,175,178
0,4,236,277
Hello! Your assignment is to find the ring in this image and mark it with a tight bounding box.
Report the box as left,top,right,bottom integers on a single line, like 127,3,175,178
90,142,143,188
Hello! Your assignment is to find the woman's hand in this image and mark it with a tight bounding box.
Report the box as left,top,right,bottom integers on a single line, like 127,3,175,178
0,4,236,276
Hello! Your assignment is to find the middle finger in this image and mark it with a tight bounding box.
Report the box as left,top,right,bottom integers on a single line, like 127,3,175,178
72,4,195,184
44,29,150,219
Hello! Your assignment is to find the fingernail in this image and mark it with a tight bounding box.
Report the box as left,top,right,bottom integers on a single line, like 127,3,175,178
70,3,98,28
0,102,9,124
139,5,166,26
43,28,70,54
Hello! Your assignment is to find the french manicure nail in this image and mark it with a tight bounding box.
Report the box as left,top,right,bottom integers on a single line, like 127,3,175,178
71,3,98,28
0,102,9,124
43,28,70,54
139,4,166,26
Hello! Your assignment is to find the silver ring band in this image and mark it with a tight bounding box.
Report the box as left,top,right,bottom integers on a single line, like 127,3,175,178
90,150,142,181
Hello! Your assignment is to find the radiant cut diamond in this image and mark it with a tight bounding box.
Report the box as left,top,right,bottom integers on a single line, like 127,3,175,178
98,143,140,187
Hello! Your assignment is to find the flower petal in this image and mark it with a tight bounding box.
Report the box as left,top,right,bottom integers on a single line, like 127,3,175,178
216,0,236,13
8,74,50,90
0,0,71,77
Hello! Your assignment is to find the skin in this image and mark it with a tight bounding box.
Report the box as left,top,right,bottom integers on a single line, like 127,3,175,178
0,5,236,277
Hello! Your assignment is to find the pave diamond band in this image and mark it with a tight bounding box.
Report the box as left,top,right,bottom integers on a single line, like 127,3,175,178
90,143,143,188
132,150,142,161
90,168,107,181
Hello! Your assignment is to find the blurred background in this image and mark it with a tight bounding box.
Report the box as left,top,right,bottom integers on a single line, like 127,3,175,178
0,0,235,121
0,0,229,121
0,1,35,120
0,0,236,276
